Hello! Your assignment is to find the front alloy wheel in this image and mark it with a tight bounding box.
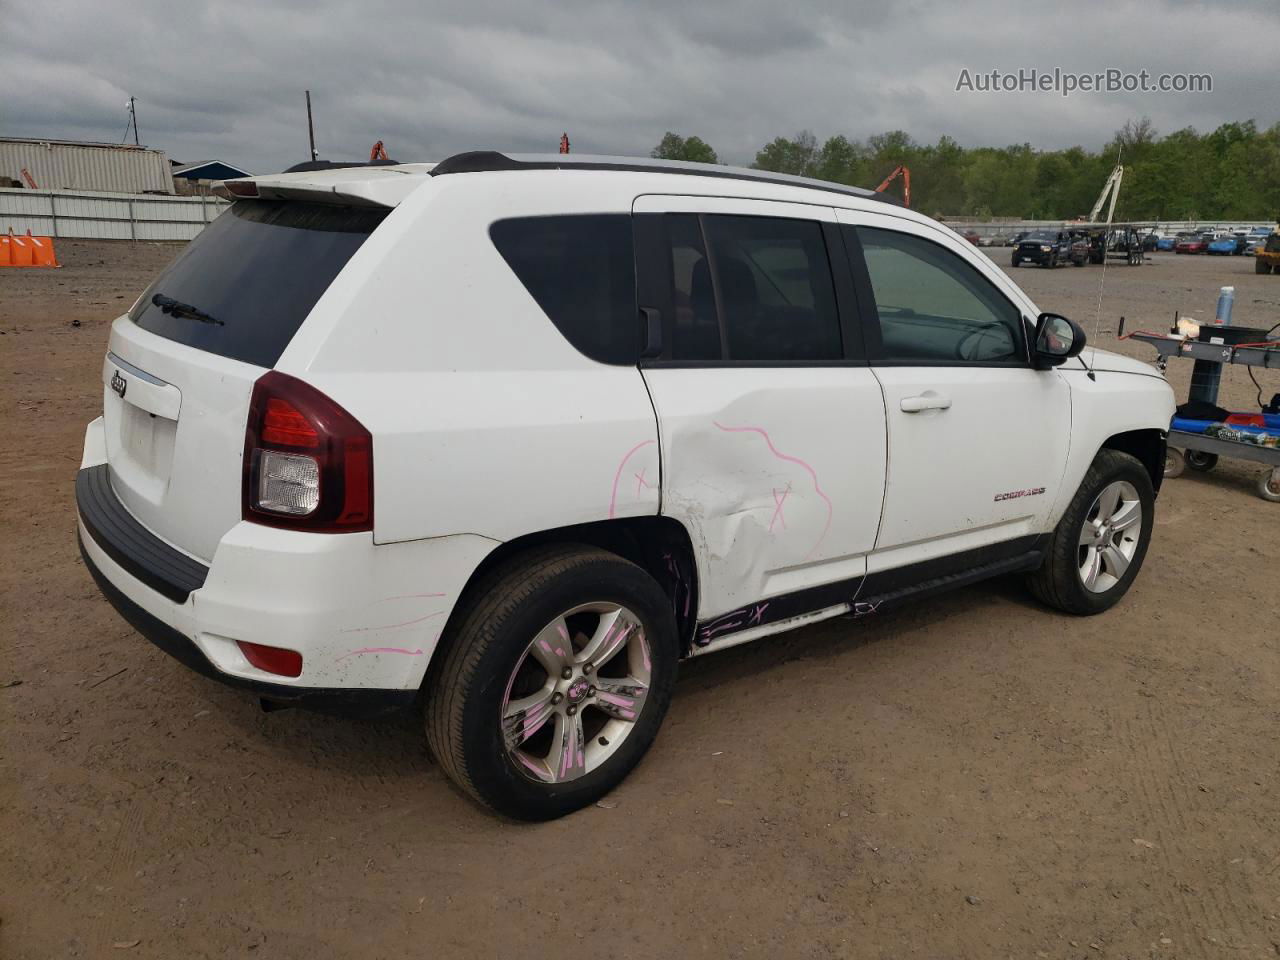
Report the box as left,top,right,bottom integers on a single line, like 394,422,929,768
1077,480,1143,593
1026,449,1154,615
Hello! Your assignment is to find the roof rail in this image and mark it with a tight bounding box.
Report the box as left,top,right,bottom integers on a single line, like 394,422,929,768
429,151,901,206
282,158,399,174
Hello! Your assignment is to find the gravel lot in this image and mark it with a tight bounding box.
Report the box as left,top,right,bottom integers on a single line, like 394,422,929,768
2,240,1278,959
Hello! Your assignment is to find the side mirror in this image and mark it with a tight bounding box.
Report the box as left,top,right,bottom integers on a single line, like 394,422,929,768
1033,312,1086,368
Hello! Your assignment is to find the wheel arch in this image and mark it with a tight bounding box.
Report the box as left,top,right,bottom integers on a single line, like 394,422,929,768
1099,428,1166,495
420,516,700,695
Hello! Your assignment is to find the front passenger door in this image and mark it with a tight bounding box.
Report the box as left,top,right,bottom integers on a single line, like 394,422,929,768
835,210,1072,577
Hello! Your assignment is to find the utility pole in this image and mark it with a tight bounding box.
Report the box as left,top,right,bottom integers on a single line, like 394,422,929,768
305,91,318,161
128,97,139,146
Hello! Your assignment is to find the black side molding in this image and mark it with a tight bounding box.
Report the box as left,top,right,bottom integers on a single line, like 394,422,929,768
75,464,209,604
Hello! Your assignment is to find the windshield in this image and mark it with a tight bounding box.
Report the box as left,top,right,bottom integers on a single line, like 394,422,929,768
129,200,387,368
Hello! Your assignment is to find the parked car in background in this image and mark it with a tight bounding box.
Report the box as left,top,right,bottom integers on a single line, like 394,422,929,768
1175,234,1209,254
1142,232,1160,252
1207,236,1238,256
75,151,1175,819
1156,235,1177,252
1067,233,1092,266
1013,230,1074,268
1245,235,1267,254
962,230,981,245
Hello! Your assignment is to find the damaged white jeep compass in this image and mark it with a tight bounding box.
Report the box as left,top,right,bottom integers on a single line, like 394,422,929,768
78,152,1175,819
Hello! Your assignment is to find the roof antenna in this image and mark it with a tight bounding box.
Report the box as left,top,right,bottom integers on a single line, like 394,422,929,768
1087,145,1123,382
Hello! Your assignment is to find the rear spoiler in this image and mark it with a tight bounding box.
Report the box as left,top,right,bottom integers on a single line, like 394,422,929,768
212,164,432,208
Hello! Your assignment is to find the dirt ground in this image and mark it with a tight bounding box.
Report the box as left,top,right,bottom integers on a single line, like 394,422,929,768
2,240,1279,960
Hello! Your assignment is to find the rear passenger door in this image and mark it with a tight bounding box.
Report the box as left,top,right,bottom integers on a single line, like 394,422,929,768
633,195,887,649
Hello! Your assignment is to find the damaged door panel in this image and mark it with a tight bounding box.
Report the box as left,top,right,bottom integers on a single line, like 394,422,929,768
633,196,888,642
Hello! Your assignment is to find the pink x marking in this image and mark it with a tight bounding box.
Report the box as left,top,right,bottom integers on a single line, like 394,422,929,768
634,467,652,496
769,484,791,533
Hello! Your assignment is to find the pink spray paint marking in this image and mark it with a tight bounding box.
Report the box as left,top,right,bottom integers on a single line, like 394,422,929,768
336,646,425,662
713,421,833,560
371,592,446,604
340,611,444,634
768,484,791,533
634,467,652,497
748,602,770,626
608,439,657,518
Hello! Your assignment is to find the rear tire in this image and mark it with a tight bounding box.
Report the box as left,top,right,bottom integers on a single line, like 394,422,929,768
1258,259,1272,275
1026,450,1154,615
425,545,677,820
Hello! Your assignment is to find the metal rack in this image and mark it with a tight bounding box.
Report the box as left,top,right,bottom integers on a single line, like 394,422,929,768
1129,332,1280,501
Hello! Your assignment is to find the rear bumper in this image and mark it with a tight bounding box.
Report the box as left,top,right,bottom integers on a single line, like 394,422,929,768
75,417,499,712
78,534,415,717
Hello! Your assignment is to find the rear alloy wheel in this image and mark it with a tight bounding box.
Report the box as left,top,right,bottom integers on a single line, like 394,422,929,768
425,546,676,820
1027,449,1154,615
502,601,652,785
1164,448,1186,479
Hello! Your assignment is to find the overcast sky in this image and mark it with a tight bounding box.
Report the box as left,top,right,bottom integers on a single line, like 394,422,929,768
1,0,1276,174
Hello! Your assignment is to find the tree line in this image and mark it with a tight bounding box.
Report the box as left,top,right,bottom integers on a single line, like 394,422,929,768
650,120,1280,222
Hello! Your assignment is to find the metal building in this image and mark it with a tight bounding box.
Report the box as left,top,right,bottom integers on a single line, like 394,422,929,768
0,137,174,195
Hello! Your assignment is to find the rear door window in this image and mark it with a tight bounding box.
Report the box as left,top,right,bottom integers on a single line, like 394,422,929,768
490,215,638,365
642,213,843,363
130,200,387,368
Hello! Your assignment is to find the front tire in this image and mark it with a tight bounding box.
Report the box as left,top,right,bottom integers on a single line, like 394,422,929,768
1026,450,1154,615
425,545,677,820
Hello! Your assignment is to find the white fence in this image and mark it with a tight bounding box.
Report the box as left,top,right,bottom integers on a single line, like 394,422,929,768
0,187,228,241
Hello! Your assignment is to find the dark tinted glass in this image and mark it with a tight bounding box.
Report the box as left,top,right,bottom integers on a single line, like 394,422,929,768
666,214,722,361
490,215,637,364
700,215,841,362
855,226,1023,364
130,200,386,368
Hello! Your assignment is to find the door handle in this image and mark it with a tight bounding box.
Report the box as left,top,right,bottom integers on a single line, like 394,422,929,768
900,394,952,413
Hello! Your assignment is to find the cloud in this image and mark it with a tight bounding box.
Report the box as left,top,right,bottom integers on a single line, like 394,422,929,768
0,0,1275,174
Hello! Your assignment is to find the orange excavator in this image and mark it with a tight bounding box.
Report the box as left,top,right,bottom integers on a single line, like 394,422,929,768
875,165,910,208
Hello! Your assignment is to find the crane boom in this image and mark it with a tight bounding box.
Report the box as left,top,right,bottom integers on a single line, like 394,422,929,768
875,165,911,208
1088,165,1124,225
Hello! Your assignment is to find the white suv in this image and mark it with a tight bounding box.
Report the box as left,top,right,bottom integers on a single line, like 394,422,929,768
78,152,1174,819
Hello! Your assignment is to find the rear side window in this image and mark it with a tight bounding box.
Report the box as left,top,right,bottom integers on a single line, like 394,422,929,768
490,215,638,364
701,215,841,362
130,201,387,368
650,213,843,364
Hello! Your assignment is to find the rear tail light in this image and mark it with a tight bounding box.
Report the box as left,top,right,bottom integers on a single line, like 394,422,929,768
237,641,303,678
243,371,373,532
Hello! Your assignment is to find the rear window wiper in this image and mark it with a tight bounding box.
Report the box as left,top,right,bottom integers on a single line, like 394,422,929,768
151,293,224,326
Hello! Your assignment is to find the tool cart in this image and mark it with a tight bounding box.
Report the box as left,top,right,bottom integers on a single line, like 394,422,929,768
1125,324,1280,501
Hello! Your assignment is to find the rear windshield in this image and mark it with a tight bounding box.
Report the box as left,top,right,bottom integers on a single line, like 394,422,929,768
129,200,387,368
